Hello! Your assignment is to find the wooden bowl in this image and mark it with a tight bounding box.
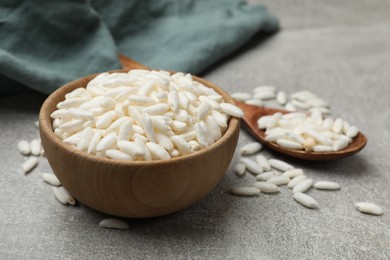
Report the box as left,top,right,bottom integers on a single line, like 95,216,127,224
39,70,240,218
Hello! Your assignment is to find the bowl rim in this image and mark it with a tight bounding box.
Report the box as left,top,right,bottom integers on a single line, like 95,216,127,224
39,69,240,166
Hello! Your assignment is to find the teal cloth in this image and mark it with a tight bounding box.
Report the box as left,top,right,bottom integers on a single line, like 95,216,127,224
0,0,278,95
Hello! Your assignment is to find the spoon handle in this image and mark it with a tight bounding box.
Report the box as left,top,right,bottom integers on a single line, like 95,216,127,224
118,54,149,70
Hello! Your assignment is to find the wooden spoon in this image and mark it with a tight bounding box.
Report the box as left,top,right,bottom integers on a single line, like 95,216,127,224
235,101,367,160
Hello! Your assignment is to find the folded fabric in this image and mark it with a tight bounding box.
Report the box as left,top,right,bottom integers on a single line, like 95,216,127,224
0,0,278,95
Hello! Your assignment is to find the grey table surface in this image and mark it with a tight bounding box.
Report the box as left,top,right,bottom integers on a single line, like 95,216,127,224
1,1,390,259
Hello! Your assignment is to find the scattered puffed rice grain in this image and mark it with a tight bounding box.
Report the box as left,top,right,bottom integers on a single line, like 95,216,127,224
293,179,313,193
99,218,130,230
276,139,303,150
305,130,333,146
254,86,276,93
60,119,85,133
63,187,76,205
265,132,286,142
220,103,244,118
253,182,280,193
117,121,133,141
285,102,296,111
267,176,290,186
245,99,263,106
355,202,383,216
313,145,333,152
53,187,75,205
106,149,133,160
156,133,174,152
303,137,316,152
142,103,169,115
282,113,307,120
266,112,282,129
332,118,343,134
96,111,117,129
188,140,200,151
255,155,271,171
50,109,65,119
230,186,260,196
333,137,349,151
340,134,353,144
323,118,334,130
53,187,68,204
87,130,103,154
342,121,350,135
346,126,359,138
283,169,304,178
61,186,76,205
291,99,310,110
205,115,222,142
146,142,171,160
257,115,272,129
309,107,330,115
276,91,287,105
231,92,252,101
42,173,61,186
54,128,63,138
167,90,180,112
306,98,328,107
196,102,212,121
286,131,305,144
293,192,319,209
256,171,279,181
240,158,263,175
310,110,322,122
77,127,93,151
234,163,246,177
269,159,293,172
314,181,341,190
170,149,180,157
254,91,276,100
69,108,94,120
211,110,228,128
17,140,31,155
135,137,152,160
30,139,42,156
195,123,209,148
142,114,157,143
96,132,117,152
240,142,262,155
63,132,81,145
288,175,307,188
117,141,145,158
171,135,192,155
291,91,317,102
22,157,38,173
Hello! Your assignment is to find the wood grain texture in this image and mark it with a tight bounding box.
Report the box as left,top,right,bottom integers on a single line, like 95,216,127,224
235,101,367,160
39,67,240,218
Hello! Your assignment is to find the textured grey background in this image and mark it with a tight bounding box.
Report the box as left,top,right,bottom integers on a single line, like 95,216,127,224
1,0,390,259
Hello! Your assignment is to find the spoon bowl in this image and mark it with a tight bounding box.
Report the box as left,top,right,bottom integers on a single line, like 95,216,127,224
235,101,367,160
